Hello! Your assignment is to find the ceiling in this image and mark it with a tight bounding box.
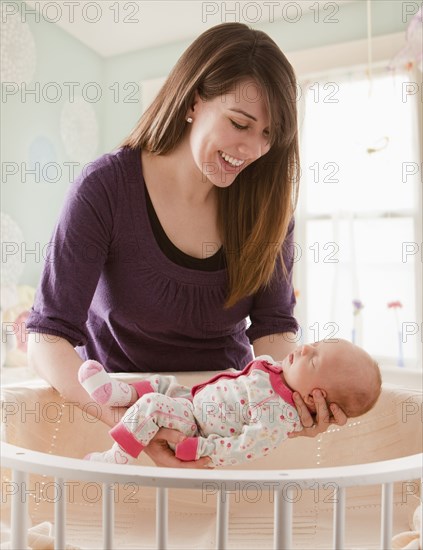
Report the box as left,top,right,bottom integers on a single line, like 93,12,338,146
25,0,358,57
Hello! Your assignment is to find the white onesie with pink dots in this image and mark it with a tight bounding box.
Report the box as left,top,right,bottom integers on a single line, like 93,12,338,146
108,357,302,467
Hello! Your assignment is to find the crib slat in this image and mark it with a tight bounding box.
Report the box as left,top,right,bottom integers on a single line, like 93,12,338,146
273,486,293,549
54,477,66,549
156,487,168,550
333,486,345,549
103,483,114,550
380,482,393,549
216,489,229,549
11,469,28,550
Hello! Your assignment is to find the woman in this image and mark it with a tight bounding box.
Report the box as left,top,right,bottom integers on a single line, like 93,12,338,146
27,22,347,468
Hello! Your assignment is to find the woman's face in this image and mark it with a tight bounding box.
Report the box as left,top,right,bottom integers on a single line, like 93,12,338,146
186,79,271,188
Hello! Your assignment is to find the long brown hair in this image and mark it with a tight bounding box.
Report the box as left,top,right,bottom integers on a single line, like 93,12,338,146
120,22,300,308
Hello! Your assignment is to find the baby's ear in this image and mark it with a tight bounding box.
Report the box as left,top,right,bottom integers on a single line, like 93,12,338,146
304,388,328,408
317,388,328,400
303,394,316,410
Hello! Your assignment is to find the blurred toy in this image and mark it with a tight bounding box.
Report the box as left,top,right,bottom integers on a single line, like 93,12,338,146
387,301,404,368
392,501,422,549
1,285,35,368
352,299,364,345
0,520,82,549
389,8,422,72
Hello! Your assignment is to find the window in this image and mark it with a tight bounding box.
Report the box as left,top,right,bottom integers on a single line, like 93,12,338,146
294,67,421,369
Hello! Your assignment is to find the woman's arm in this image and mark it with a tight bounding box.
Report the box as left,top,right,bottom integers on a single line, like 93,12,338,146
252,331,297,360
27,333,126,428
145,429,214,468
28,333,213,468
253,332,348,436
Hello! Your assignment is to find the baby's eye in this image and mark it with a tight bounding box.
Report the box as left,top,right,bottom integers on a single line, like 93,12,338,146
230,120,248,131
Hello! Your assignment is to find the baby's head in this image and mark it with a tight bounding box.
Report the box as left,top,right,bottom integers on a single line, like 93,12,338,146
280,339,382,418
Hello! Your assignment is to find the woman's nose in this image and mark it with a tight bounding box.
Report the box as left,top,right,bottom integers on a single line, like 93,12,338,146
239,136,268,160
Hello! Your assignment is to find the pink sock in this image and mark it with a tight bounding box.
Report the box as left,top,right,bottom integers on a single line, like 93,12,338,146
84,442,135,464
78,360,133,406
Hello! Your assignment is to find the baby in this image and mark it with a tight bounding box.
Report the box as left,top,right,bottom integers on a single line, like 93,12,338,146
78,339,382,467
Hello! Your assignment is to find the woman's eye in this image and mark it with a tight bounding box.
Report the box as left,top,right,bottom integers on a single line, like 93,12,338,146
230,120,248,130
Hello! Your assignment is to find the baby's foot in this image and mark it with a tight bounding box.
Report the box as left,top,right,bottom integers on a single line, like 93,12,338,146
84,444,135,464
78,360,134,406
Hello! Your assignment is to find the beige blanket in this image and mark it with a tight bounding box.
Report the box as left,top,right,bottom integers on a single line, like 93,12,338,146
1,375,422,549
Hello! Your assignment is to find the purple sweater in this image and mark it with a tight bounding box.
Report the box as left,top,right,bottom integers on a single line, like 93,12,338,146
26,147,298,373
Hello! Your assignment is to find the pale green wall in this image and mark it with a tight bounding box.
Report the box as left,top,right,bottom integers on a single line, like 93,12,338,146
2,0,104,286
2,0,408,286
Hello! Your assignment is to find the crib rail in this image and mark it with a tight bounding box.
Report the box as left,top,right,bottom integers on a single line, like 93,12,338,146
2,442,422,550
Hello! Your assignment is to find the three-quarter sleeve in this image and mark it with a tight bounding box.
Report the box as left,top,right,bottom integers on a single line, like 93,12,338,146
246,218,298,343
26,161,117,347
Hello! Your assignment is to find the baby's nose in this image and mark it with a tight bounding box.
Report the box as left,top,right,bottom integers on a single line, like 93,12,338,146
301,344,312,355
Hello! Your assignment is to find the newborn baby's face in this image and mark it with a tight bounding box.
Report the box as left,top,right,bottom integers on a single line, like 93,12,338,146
279,340,351,407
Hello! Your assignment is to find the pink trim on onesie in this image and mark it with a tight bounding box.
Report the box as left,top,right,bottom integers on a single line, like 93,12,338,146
252,362,296,407
191,363,252,397
132,380,155,398
175,437,199,461
109,423,145,458
108,380,156,459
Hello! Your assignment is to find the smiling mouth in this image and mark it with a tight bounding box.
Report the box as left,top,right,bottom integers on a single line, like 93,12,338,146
218,150,245,167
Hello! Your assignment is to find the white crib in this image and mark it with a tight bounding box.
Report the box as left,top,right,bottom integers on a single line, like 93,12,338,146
1,373,422,550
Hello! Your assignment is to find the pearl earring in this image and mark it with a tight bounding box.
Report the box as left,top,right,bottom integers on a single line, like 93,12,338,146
186,117,193,123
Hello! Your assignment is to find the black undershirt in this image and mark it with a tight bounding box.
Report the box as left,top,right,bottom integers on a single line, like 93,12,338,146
144,182,226,271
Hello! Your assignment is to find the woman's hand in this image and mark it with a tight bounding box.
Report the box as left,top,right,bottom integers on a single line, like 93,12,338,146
288,389,348,438
143,428,214,468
